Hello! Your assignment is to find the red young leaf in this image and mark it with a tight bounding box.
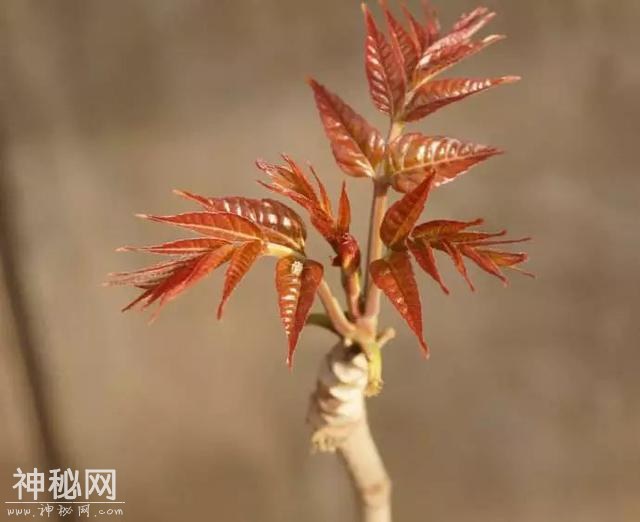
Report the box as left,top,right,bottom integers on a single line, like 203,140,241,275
363,4,405,116
479,249,529,268
420,7,494,60
412,218,484,239
380,176,434,249
113,243,235,314
473,249,533,277
258,158,327,211
332,233,361,276
440,239,475,291
465,236,530,247
449,7,495,40
110,187,327,325
336,182,351,236
403,76,520,122
408,239,448,294
150,246,235,314
413,219,525,246
174,191,306,252
138,212,265,244
382,2,419,81
257,157,336,240
421,0,441,45
412,218,486,291
416,34,505,81
258,157,361,274
108,256,203,290
117,238,228,256
333,185,361,276
109,2,529,369
308,78,385,178
109,259,189,287
217,240,264,318
411,219,531,290
275,256,324,367
256,155,319,207
402,4,428,54
458,244,506,284
309,164,333,216
370,250,428,356
387,133,502,193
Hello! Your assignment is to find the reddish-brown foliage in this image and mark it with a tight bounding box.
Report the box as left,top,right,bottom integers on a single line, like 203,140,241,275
387,133,502,192
257,156,361,276
370,250,428,355
276,257,324,366
109,1,530,365
308,79,384,178
363,4,406,116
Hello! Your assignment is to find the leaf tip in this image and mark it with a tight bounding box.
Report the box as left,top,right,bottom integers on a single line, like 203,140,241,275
483,11,498,23
216,294,228,320
485,34,507,45
286,352,295,370
464,276,476,292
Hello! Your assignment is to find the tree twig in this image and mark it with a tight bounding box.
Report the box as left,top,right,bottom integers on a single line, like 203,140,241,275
362,180,390,322
339,416,392,522
362,121,405,324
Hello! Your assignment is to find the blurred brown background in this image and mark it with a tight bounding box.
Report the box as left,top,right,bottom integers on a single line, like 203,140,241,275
1,0,639,521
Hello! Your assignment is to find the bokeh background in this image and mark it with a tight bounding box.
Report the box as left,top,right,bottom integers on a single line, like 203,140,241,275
1,1,639,521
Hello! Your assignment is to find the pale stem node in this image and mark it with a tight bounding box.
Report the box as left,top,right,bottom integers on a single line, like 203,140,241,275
308,343,391,522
